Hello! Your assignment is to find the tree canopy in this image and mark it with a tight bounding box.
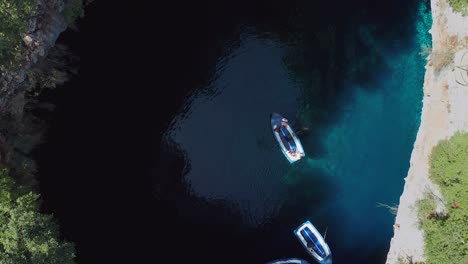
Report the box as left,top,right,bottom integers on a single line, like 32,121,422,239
0,168,75,264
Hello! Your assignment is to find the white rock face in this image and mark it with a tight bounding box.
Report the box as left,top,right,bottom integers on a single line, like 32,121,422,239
386,0,468,263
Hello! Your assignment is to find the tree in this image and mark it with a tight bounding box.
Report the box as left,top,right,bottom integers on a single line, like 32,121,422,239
0,168,75,264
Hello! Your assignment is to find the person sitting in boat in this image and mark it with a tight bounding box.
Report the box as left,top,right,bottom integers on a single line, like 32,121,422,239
273,125,281,133
281,118,288,128
288,149,297,157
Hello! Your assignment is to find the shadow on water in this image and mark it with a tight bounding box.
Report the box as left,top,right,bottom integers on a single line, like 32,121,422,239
275,165,337,227
33,0,431,263
258,0,431,157
247,162,338,262
156,138,261,263
157,138,339,263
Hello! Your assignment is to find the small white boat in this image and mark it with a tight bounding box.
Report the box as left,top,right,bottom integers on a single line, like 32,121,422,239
266,258,310,264
270,113,305,163
294,221,332,264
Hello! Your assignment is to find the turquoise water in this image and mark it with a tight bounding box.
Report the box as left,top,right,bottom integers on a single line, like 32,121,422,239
164,0,432,263
292,48,427,252
281,2,432,260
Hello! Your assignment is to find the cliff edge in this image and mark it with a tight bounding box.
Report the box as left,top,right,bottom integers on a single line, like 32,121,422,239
386,0,468,263
0,0,68,117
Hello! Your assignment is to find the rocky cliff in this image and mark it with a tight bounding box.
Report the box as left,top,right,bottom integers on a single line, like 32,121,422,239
0,0,67,117
386,0,468,263
0,0,80,178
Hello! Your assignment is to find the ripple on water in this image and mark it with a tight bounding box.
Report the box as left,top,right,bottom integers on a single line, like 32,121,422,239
166,32,301,226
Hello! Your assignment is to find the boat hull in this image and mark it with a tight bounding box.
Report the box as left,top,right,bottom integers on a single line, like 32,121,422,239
266,258,310,264
294,221,332,264
270,113,305,163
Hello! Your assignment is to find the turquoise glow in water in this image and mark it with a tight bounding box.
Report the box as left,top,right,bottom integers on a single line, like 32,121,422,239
164,1,432,263
283,2,432,261
296,49,426,251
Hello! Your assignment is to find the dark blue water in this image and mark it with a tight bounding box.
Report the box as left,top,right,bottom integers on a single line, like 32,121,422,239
163,1,432,263
34,0,431,263
166,35,298,225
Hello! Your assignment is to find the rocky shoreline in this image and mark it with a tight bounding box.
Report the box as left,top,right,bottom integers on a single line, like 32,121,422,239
0,0,85,182
386,0,468,263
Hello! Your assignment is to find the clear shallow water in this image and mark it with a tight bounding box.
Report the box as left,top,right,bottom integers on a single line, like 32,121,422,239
164,1,432,263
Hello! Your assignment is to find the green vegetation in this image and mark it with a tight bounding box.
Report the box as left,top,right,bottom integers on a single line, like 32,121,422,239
418,132,468,264
0,168,75,263
63,0,84,25
397,255,426,264
0,0,36,66
448,0,468,16
397,256,406,264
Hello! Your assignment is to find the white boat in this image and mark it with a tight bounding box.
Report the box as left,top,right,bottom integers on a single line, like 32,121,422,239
270,113,305,163
266,258,310,264
294,221,332,264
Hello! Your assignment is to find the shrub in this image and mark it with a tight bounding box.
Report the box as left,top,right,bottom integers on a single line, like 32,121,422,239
0,168,76,263
448,0,468,16
418,132,468,264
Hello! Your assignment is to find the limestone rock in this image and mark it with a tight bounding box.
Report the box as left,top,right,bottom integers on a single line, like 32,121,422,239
23,35,33,46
